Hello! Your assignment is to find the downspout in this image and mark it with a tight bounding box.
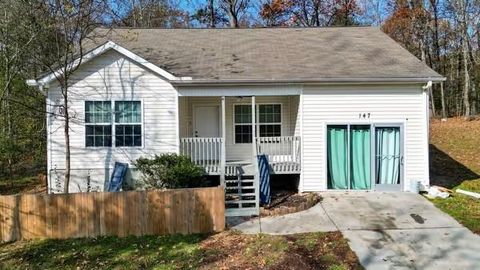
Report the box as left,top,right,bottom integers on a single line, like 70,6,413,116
422,80,432,135
422,81,432,189
26,79,50,191
45,85,52,193
422,81,433,90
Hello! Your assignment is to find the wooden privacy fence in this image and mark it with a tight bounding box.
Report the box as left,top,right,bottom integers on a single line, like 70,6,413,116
0,186,225,242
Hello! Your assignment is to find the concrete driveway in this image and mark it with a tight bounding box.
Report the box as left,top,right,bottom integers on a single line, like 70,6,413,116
229,192,480,269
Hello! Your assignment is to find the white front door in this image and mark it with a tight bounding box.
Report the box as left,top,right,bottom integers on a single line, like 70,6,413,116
194,106,220,137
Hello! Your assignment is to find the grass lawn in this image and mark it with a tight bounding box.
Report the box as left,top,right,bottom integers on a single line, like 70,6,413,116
431,180,480,234
0,231,362,270
429,118,480,234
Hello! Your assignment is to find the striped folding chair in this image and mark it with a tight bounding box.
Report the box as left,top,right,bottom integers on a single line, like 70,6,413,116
257,154,271,205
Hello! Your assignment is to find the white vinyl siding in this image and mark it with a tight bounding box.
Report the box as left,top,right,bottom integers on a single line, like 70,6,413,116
301,85,428,192
47,50,178,193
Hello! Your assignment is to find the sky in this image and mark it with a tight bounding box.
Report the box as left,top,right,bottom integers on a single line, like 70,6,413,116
179,0,393,26
106,0,394,27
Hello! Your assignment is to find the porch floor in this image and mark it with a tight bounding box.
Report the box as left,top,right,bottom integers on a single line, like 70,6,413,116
199,160,301,176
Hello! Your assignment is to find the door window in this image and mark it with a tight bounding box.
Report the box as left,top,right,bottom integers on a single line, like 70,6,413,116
375,127,401,185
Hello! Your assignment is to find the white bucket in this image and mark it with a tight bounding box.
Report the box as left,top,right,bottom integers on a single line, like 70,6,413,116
410,180,421,193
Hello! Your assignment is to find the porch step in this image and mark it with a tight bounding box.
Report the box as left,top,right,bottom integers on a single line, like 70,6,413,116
225,199,257,204
225,179,254,183
225,172,259,216
225,163,256,176
225,186,255,190
225,192,254,197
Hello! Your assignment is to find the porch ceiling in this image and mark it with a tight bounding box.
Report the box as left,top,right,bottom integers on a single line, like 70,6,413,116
177,85,302,97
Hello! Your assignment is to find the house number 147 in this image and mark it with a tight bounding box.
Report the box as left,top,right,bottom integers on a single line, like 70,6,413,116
359,113,371,119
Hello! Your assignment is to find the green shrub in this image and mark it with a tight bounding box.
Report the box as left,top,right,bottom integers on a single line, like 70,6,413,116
134,153,206,189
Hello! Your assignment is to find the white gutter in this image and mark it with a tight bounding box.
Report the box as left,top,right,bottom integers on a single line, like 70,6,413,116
422,81,433,90
26,79,47,95
172,77,446,86
26,79,38,87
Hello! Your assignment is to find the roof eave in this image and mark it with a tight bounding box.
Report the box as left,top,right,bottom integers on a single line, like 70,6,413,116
27,40,179,87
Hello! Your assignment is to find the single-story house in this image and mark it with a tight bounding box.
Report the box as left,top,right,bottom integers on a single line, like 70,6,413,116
28,27,444,216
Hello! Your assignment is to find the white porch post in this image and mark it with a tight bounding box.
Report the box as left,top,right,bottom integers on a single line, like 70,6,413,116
252,95,260,212
251,95,256,154
220,96,226,186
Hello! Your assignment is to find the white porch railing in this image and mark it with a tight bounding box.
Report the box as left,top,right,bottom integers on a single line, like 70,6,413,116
180,136,301,175
180,137,223,174
255,136,301,173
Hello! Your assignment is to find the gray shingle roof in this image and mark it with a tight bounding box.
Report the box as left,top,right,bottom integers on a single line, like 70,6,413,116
87,27,443,82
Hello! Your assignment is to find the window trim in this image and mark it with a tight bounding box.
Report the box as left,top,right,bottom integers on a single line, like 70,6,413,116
232,103,283,144
84,99,144,149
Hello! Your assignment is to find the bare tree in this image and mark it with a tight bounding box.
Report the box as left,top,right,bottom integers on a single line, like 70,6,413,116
115,0,189,27
0,0,38,175
29,0,108,192
191,0,228,27
428,0,448,118
219,0,250,27
260,0,358,27
209,0,216,27
452,0,472,117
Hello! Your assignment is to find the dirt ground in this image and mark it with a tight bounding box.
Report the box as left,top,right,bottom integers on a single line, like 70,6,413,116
266,191,319,208
199,231,362,270
0,231,362,270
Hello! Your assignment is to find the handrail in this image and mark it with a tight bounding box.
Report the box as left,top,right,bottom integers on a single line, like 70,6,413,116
255,136,301,173
180,137,223,174
180,136,301,174
255,136,301,163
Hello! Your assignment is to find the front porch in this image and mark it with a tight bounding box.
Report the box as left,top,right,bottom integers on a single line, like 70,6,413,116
177,94,302,216
178,95,302,177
